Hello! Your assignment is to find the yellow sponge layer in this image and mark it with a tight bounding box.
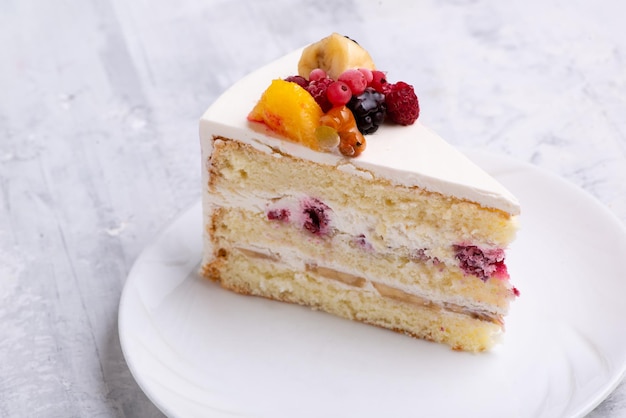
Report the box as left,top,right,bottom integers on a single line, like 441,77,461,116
209,138,517,247
203,250,502,352
203,137,518,352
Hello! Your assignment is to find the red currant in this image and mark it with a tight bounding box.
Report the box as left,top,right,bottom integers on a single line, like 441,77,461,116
369,70,389,93
358,68,374,84
309,68,327,81
338,69,367,96
326,81,352,106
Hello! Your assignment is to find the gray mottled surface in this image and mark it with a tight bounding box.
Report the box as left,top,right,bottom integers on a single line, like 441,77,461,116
1,0,625,416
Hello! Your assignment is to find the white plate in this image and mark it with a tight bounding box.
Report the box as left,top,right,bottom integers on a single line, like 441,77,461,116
119,151,626,418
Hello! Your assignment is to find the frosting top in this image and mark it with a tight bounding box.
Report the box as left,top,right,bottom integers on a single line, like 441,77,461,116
200,48,520,215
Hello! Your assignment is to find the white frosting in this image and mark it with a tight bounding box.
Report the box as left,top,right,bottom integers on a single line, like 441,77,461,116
200,48,520,215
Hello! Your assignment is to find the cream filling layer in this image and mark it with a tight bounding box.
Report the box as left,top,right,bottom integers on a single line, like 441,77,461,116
209,205,509,318
230,245,503,325
206,188,503,263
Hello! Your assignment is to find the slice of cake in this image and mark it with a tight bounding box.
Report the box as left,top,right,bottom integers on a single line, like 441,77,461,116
200,33,520,352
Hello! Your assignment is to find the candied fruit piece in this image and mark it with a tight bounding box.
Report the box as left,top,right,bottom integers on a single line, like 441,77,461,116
248,79,323,150
319,106,366,157
315,125,340,151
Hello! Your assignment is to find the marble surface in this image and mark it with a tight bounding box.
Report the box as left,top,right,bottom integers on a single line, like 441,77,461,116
1,0,625,416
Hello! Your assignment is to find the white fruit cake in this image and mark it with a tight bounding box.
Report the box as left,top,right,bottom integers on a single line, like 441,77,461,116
200,33,520,352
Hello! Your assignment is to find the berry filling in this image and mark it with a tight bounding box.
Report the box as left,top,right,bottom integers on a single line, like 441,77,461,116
352,234,374,251
454,245,508,282
301,198,331,235
266,197,332,236
409,248,441,266
267,208,290,222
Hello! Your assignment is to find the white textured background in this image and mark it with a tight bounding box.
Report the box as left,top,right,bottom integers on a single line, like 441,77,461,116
1,0,625,416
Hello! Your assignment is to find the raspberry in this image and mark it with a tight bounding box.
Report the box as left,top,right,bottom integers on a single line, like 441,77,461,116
284,75,309,89
385,81,420,125
347,87,386,134
306,77,333,112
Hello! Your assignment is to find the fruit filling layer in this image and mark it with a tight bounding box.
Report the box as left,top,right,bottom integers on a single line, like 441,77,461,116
264,195,511,284
225,246,504,325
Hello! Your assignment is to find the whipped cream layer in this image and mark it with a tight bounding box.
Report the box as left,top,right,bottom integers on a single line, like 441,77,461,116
200,48,520,215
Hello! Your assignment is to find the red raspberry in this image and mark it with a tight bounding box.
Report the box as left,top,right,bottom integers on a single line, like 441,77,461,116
385,81,420,125
306,77,333,112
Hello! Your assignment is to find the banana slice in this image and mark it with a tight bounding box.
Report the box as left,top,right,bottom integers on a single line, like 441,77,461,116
298,33,376,80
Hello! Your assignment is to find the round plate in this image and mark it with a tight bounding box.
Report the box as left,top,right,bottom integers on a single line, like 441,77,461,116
119,151,626,418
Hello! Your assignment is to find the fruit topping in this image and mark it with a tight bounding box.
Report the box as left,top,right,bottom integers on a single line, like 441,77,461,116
347,87,386,135
386,81,420,125
248,79,323,150
369,70,389,93
358,68,374,84
305,77,334,113
319,106,366,157
284,75,308,89
308,68,327,81
338,69,367,96
315,125,341,151
250,34,422,158
298,32,376,80
326,81,352,107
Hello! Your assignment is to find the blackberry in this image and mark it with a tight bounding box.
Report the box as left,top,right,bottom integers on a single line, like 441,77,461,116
347,87,386,134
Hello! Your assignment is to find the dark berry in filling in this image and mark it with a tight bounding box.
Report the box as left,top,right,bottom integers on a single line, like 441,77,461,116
454,245,507,282
301,198,330,235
